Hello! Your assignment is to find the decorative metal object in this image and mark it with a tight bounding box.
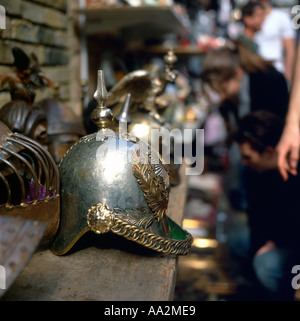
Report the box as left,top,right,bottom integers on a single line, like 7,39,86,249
0,121,60,240
0,215,46,298
0,47,52,147
155,47,178,98
107,48,178,116
51,70,193,256
0,100,48,147
37,91,86,164
0,47,53,104
110,49,181,186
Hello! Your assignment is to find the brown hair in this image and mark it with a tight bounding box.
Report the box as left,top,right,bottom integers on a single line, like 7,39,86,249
235,110,284,153
201,41,273,89
241,1,264,19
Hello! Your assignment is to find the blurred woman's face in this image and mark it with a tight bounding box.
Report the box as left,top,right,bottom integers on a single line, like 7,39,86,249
216,78,241,101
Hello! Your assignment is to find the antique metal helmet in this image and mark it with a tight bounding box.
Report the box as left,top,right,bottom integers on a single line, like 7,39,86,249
0,47,53,148
115,94,181,187
109,49,181,186
0,121,60,240
51,70,193,256
0,100,48,147
37,97,86,164
107,48,178,117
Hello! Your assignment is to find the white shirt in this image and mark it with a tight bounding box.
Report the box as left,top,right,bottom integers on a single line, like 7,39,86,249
255,8,295,73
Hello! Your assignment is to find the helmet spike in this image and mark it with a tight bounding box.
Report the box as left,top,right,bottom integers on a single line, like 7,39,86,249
116,93,132,124
91,70,113,130
93,70,108,107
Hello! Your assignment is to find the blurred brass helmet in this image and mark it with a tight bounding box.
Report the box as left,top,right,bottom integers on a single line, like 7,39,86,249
0,121,60,240
0,100,48,147
115,94,181,186
51,70,192,256
37,98,86,164
37,99,85,137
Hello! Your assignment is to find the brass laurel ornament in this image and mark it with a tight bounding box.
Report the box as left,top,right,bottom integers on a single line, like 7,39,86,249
131,146,169,224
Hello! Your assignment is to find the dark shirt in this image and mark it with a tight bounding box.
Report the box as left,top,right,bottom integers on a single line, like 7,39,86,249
248,66,289,119
219,66,289,131
245,166,300,256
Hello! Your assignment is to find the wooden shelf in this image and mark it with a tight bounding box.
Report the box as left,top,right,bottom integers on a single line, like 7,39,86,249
76,5,188,36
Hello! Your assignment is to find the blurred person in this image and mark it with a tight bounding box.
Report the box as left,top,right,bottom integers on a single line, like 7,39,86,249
201,41,289,209
254,0,296,83
201,41,289,120
238,1,265,53
277,43,300,181
227,110,300,300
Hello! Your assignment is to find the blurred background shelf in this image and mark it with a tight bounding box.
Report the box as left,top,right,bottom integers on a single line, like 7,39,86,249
76,5,189,36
